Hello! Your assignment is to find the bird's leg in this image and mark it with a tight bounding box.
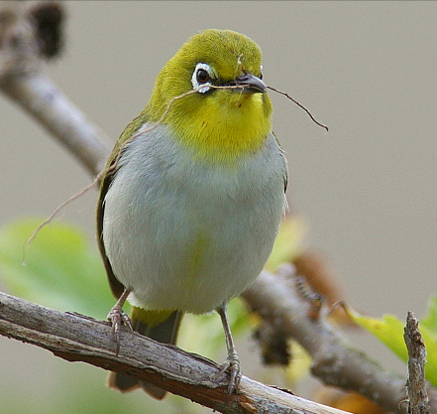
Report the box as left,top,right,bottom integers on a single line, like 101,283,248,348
217,302,242,401
107,288,133,355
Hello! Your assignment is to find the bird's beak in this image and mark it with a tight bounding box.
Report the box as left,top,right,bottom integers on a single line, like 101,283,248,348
228,73,267,94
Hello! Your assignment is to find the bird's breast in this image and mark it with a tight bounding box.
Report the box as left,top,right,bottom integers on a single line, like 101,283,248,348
102,124,286,313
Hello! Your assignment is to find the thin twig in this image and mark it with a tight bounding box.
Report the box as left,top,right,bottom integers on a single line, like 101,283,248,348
267,85,329,131
24,175,101,252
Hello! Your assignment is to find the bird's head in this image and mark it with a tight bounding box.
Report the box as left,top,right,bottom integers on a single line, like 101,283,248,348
145,29,273,163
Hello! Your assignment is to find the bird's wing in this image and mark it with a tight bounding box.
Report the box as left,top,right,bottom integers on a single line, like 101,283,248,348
96,113,149,299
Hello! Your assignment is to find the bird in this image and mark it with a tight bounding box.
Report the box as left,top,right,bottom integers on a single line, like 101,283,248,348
96,28,288,400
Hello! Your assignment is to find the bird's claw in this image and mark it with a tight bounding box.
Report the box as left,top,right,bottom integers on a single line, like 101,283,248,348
219,352,242,402
107,304,133,355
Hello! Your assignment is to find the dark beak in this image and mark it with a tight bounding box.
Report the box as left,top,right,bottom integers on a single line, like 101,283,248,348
228,73,267,93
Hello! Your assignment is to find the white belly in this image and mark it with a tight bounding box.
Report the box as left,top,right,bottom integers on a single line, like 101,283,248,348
102,125,286,314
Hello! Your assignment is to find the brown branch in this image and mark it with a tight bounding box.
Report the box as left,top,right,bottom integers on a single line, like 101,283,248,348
404,312,431,414
244,265,434,414
0,290,352,414
0,1,111,176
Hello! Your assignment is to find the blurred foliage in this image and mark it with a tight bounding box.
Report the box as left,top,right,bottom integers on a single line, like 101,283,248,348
265,214,308,271
0,219,113,318
314,388,387,414
346,297,437,389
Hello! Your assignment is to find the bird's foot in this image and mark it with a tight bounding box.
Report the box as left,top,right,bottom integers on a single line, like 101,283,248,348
219,351,242,402
107,304,133,355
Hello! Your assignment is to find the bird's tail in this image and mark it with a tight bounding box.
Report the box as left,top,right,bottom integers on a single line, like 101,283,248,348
107,307,183,399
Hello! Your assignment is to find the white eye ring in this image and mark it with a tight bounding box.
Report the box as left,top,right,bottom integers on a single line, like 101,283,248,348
191,63,214,94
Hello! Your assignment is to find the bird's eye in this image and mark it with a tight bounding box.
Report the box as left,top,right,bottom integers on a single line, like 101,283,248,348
196,69,210,84
191,63,213,93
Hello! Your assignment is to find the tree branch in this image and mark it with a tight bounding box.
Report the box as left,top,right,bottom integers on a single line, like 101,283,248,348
0,1,110,176
0,289,351,414
404,312,431,414
245,265,413,414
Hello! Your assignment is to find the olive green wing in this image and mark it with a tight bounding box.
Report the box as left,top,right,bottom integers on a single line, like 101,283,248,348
96,111,149,299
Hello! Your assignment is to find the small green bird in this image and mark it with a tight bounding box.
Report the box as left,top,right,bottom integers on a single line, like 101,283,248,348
96,29,287,399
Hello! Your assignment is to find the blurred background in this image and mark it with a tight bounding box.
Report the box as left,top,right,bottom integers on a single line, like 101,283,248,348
1,2,436,413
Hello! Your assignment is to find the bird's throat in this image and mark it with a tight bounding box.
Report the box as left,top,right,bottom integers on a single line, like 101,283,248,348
170,92,272,164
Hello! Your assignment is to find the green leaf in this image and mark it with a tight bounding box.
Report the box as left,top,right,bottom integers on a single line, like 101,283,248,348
418,325,437,388
418,296,437,387
265,215,308,271
347,306,437,389
0,218,114,318
347,310,408,360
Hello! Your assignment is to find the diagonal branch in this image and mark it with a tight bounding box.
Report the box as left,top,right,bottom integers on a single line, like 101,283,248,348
244,266,415,414
0,289,351,414
0,0,111,176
